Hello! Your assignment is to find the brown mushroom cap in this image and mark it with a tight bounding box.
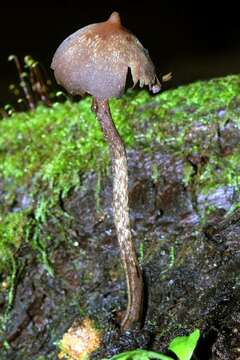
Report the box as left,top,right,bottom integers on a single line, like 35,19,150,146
51,12,160,100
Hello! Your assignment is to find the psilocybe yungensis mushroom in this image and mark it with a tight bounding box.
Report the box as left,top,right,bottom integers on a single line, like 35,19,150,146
51,11,165,330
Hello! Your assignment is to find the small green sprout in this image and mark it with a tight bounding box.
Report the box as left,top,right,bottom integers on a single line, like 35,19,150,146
103,350,172,360
103,329,200,360
168,329,200,360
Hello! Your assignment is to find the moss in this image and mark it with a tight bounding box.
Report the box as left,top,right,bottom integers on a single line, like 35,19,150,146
0,211,28,272
1,74,240,276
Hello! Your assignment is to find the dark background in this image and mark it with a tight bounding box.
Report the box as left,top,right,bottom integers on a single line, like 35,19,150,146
1,2,240,104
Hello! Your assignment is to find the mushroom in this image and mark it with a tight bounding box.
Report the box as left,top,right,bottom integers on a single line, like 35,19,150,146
51,11,162,330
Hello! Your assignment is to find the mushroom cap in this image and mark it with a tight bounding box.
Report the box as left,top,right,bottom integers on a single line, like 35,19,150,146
51,12,160,100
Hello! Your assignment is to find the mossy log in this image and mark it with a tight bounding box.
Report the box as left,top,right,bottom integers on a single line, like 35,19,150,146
0,75,240,359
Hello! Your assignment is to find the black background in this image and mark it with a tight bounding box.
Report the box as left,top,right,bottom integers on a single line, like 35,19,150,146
1,2,240,103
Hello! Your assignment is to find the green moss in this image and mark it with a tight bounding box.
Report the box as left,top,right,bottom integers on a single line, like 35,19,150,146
0,211,28,271
1,74,240,275
199,152,240,193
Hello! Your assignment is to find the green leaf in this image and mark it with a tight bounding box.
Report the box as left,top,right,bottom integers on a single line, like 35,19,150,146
168,329,200,360
103,349,174,360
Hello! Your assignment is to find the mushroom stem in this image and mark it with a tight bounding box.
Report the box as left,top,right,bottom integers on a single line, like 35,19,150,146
92,98,143,330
